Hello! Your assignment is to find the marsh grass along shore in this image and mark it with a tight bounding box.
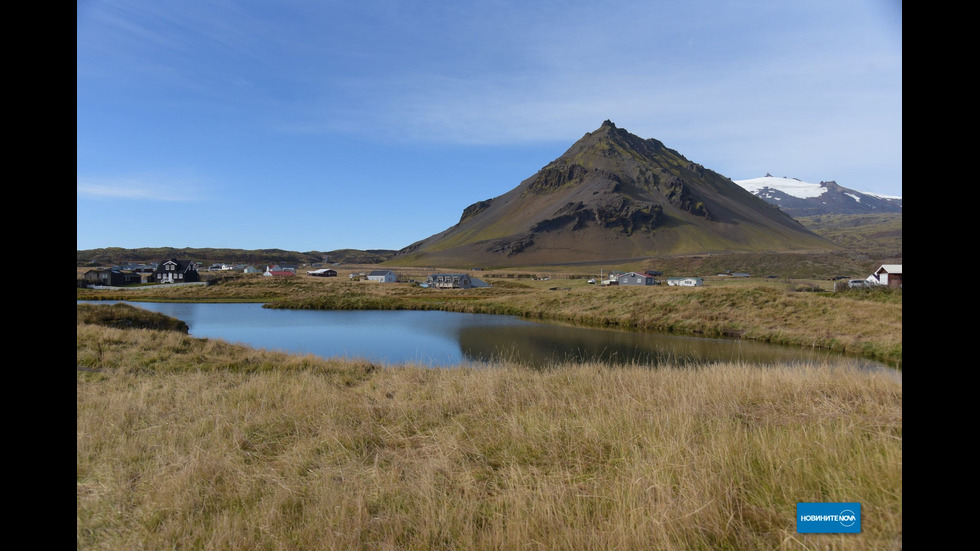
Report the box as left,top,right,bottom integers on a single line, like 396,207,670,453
77,308,902,550
78,270,902,366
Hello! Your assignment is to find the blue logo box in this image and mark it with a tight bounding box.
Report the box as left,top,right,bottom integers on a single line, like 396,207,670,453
797,502,861,533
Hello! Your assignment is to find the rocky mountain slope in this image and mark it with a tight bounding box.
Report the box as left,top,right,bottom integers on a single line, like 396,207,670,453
390,121,837,267
734,175,902,217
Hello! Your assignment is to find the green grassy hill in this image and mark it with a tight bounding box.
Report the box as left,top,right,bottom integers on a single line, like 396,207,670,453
797,213,902,256
76,247,397,268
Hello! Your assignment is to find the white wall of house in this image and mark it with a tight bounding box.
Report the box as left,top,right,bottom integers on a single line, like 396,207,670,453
367,272,396,282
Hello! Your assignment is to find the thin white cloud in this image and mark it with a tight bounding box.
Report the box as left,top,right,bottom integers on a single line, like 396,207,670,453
77,177,206,202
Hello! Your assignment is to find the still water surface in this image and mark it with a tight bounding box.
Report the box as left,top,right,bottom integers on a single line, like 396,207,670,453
81,302,893,371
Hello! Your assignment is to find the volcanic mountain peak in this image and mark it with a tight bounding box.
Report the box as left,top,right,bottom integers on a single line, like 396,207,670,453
391,121,837,267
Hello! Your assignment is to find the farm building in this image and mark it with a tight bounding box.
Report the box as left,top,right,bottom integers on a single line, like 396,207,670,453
366,270,397,283
616,272,657,286
870,264,902,288
666,277,703,287
152,259,200,284
307,268,338,277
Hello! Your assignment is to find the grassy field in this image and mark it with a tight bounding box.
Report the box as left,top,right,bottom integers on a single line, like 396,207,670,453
77,308,902,550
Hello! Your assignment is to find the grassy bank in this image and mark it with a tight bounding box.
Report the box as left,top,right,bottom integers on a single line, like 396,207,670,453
77,313,902,550
78,273,903,366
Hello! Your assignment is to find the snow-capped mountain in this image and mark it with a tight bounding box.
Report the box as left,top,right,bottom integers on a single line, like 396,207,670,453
733,175,902,217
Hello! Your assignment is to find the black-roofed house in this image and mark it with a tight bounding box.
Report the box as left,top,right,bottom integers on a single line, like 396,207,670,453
83,268,143,286
152,258,200,284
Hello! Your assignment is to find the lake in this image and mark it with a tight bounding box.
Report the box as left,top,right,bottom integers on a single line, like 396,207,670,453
79,301,895,372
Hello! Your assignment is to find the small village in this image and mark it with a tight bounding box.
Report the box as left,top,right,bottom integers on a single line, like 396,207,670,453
78,257,902,291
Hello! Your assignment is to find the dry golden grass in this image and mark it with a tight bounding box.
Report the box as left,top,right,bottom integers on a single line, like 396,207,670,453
78,321,902,550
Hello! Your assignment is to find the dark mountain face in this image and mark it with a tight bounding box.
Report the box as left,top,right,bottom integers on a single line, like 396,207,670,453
392,121,838,267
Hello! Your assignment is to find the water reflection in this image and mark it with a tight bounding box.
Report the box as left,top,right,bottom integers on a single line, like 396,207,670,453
78,301,894,372
457,322,864,368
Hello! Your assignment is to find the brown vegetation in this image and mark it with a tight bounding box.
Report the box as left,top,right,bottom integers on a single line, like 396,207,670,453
77,315,902,550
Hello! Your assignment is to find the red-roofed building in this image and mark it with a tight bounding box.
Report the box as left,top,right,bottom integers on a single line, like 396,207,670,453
263,265,295,277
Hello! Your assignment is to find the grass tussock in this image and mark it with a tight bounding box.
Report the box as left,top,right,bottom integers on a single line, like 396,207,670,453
76,302,190,333
78,319,902,550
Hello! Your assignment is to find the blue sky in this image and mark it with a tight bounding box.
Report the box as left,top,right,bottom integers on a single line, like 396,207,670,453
77,0,902,252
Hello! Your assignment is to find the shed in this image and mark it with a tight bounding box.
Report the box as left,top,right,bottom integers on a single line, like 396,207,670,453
307,268,338,277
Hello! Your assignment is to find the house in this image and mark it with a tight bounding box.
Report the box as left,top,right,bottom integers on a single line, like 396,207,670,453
307,268,338,277
366,270,397,283
870,264,902,288
264,265,295,277
82,269,104,285
152,258,200,284
118,263,156,273
616,271,657,286
243,266,263,274
83,268,142,286
425,273,491,289
666,277,703,287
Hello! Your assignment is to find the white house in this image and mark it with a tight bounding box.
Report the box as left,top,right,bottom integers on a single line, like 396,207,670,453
366,270,397,283
666,277,703,287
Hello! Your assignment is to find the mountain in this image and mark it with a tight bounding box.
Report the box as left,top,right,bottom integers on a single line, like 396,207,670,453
733,175,902,217
390,121,837,267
